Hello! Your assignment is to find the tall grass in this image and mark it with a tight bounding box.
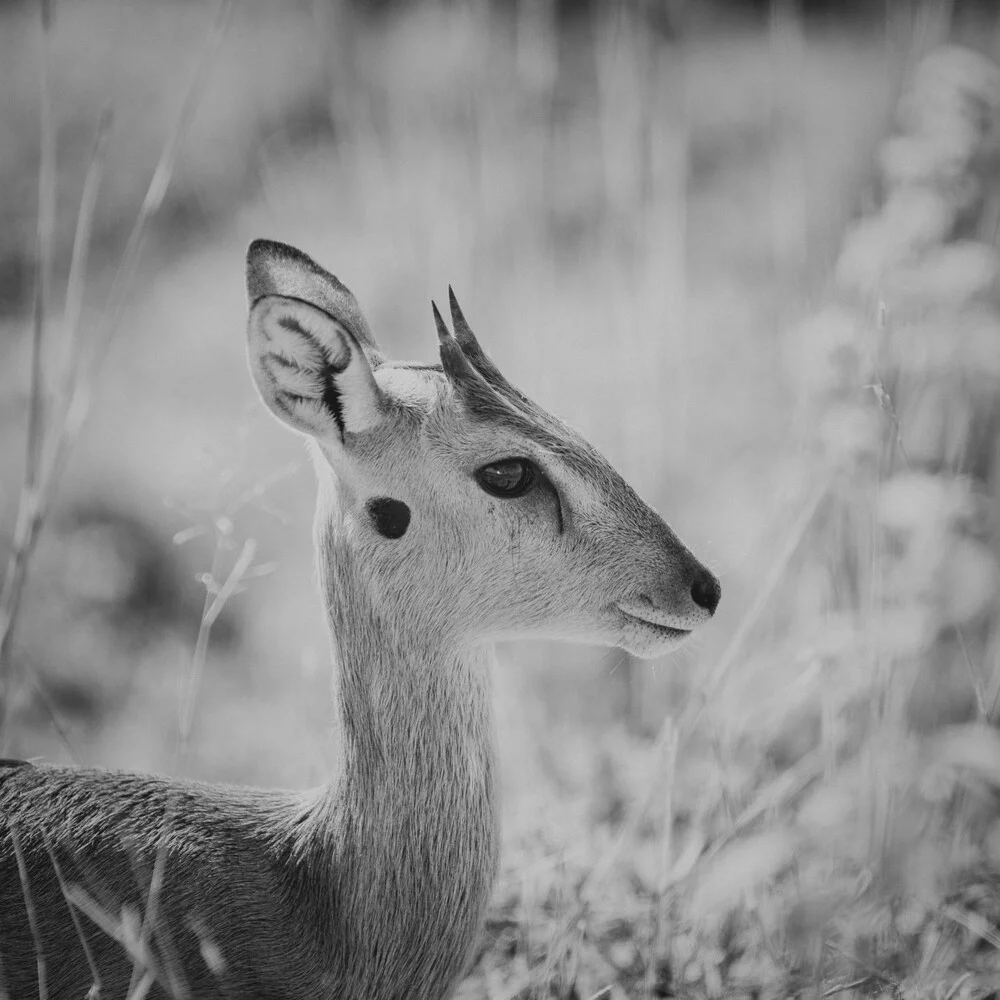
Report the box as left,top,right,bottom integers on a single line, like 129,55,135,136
0,0,231,749
5,2,1000,998
457,14,1000,1000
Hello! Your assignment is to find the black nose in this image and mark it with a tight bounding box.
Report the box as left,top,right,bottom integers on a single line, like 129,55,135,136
691,567,721,615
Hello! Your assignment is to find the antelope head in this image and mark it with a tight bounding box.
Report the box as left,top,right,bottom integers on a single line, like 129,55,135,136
245,239,719,658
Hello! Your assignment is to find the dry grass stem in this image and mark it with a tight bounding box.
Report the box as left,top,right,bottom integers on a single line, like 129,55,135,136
41,832,102,997
178,536,256,758
9,824,46,1000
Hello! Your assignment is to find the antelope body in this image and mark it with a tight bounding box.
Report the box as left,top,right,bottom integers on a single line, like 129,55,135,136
0,240,719,999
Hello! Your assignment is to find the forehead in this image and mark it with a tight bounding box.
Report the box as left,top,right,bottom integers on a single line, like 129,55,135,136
373,357,631,521
385,360,620,485
375,361,444,411
453,376,616,483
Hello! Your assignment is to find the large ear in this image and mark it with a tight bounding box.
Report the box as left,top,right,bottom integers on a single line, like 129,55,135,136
246,239,381,356
246,240,385,443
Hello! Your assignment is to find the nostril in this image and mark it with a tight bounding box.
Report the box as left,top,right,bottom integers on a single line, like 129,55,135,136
690,569,721,615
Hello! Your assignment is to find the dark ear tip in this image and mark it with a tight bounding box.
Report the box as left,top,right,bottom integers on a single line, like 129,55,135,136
246,239,312,273
246,239,280,303
247,238,273,259
246,239,314,304
247,238,302,257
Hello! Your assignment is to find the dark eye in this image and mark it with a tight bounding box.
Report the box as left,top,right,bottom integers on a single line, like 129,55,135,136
475,458,536,498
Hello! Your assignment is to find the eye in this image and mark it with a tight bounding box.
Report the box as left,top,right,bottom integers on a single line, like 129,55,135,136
475,458,536,498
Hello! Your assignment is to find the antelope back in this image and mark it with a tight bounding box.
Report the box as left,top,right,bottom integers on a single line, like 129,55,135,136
0,762,330,998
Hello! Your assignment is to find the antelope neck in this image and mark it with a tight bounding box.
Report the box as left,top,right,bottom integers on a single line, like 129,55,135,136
314,521,500,998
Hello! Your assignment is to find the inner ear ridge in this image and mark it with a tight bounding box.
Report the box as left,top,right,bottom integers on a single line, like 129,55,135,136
267,326,326,373
317,331,353,376
320,369,346,438
277,296,382,367
264,356,325,400
247,240,383,356
276,307,351,372
248,293,384,441
266,306,356,439
274,394,331,435
315,327,356,438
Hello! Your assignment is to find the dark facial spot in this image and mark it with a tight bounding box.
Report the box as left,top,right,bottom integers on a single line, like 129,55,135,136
367,497,411,539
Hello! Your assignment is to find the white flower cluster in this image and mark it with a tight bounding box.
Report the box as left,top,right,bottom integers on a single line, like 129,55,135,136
658,47,1000,999
709,48,1000,991
786,45,1000,474
865,49,1000,642
878,471,997,639
840,46,1000,307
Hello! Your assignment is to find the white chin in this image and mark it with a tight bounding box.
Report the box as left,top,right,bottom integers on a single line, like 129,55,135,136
618,626,692,659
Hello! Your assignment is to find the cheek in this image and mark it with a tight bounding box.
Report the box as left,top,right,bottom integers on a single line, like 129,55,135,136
525,481,563,534
575,518,637,586
401,503,497,605
491,510,582,608
396,495,569,627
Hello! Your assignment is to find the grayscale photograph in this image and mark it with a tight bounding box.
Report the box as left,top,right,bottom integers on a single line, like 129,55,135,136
1,0,999,997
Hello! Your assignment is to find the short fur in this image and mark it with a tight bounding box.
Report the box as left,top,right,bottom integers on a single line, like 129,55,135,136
0,240,719,999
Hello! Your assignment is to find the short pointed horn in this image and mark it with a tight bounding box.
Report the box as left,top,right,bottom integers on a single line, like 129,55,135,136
433,299,500,409
432,300,452,345
448,287,479,352
447,286,520,397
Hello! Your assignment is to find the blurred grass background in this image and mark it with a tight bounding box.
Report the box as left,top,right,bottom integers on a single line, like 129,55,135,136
3,0,1000,996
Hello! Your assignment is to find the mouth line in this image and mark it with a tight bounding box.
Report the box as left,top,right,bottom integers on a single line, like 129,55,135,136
617,607,692,639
